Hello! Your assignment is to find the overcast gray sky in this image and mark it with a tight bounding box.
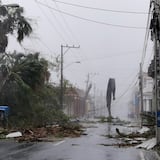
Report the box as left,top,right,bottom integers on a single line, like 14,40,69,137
3,0,152,118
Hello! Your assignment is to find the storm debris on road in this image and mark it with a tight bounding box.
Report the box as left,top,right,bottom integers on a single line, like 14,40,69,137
114,127,155,147
98,117,130,126
103,123,155,148
136,138,156,150
115,127,155,139
6,131,22,138
99,142,140,148
16,124,84,142
0,122,84,142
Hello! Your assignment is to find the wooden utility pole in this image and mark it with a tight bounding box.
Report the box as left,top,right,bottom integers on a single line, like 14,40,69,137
60,45,80,109
93,83,96,117
60,45,64,110
83,73,92,117
139,63,143,127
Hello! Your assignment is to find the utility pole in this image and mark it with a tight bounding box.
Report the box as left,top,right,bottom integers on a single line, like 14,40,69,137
84,73,92,117
154,0,160,145
149,0,160,144
139,63,144,127
93,83,96,117
60,45,80,109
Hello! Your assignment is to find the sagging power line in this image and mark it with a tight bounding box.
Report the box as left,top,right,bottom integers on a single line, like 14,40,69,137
35,0,67,43
51,0,150,15
141,0,153,67
36,1,146,29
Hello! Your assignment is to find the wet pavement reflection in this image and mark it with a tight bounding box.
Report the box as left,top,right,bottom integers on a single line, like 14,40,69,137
0,122,159,160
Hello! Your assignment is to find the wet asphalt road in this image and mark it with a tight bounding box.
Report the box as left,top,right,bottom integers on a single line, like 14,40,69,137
0,122,159,160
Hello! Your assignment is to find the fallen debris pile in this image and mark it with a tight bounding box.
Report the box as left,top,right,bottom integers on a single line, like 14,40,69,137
136,138,156,150
0,122,84,142
104,125,155,148
115,127,155,139
115,127,155,147
16,124,84,142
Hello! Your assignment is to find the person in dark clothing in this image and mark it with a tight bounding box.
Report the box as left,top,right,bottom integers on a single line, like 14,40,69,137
106,78,116,118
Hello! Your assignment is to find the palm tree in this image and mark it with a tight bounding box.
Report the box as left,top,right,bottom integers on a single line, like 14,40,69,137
0,52,50,90
0,3,32,92
0,3,32,53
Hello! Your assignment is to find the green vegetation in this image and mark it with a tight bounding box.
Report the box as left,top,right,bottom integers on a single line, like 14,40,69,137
0,3,32,53
0,2,70,129
0,52,68,128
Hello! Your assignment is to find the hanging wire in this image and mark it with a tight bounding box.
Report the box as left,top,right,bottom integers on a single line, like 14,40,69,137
51,0,150,15
141,0,153,67
36,1,146,29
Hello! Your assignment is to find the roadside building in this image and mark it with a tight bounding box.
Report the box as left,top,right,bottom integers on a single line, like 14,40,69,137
142,72,153,113
64,87,92,118
129,88,140,119
130,72,153,119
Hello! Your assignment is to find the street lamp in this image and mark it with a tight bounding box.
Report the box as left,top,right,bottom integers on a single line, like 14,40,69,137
64,61,81,69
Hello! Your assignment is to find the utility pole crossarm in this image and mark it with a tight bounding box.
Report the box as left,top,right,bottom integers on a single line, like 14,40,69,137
62,44,80,49
62,45,80,55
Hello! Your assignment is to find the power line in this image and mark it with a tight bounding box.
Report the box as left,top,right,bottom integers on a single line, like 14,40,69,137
36,38,57,55
51,1,82,61
52,1,79,44
51,0,150,15
35,0,86,63
79,51,143,62
34,0,67,43
46,0,76,44
36,1,146,29
48,0,100,65
113,73,139,105
12,34,37,54
51,2,90,63
141,0,152,67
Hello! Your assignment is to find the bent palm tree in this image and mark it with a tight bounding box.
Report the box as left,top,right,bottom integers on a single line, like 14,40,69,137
0,3,32,92
0,3,32,53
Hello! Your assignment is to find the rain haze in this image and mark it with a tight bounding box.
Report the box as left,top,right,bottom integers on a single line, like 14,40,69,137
2,0,151,119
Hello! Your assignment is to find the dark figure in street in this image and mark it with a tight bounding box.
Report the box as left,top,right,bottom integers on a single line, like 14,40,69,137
106,78,116,118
